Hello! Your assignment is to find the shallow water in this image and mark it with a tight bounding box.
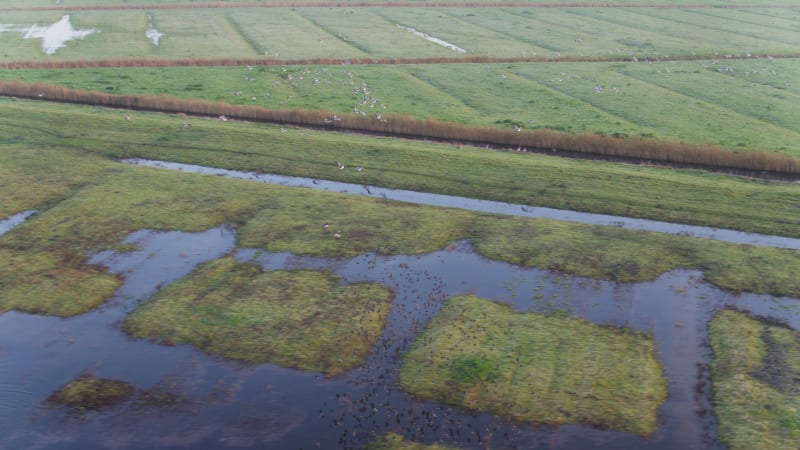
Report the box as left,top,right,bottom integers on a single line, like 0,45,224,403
398,25,467,53
21,15,95,55
2,226,799,449
0,210,36,236
145,14,163,47
122,158,800,250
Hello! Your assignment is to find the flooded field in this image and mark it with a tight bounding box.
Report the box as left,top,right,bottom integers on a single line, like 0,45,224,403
1,224,799,449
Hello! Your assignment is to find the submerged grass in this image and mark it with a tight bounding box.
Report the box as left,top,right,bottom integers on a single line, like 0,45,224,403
2,99,799,239
399,295,667,435
123,257,393,376
48,374,135,411
709,309,800,450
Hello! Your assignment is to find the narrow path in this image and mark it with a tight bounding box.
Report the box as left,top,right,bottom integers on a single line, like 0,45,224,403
123,158,800,250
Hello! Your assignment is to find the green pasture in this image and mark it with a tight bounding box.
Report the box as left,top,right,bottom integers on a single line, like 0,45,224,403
2,98,798,240
710,309,800,450
7,57,799,154
399,295,667,435
2,128,800,319
2,0,786,8
123,257,393,376
1,6,798,61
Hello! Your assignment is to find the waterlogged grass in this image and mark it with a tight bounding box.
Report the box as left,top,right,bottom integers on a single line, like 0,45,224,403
399,295,667,435
123,257,392,376
0,165,282,317
2,5,798,60
2,156,800,320
472,216,800,295
0,145,118,217
2,99,798,239
365,433,458,450
709,309,800,450
48,375,135,411
6,57,799,155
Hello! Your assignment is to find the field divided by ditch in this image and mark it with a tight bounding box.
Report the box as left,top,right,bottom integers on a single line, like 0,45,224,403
2,1,800,449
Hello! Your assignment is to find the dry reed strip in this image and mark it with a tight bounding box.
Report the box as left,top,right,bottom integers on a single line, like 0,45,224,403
4,54,800,70
2,79,798,175
3,2,800,12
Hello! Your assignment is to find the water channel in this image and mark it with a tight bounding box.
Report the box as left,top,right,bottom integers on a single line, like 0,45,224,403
1,222,799,449
121,158,800,250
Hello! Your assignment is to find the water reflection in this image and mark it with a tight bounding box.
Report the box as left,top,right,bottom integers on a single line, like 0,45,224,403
1,229,799,449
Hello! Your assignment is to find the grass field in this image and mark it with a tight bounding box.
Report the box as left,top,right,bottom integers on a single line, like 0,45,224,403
6,57,798,155
1,6,798,61
123,257,393,376
709,309,800,450
399,295,667,435
2,99,798,238
3,136,800,318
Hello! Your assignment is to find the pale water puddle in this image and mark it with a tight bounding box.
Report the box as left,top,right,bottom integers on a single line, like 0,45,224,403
145,14,163,48
0,15,96,55
122,158,800,250
397,25,467,53
1,224,799,449
0,210,36,236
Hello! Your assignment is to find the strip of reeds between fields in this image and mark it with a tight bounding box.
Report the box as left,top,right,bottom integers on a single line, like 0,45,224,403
2,79,798,175
4,54,799,70
3,2,799,12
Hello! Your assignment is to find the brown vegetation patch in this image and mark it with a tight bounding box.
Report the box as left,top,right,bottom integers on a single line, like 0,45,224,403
2,80,798,175
48,374,135,411
4,54,799,70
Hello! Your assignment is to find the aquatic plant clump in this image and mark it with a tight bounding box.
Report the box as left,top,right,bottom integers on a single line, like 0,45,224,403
399,295,667,436
48,374,135,411
709,309,800,450
123,257,393,376
365,432,459,450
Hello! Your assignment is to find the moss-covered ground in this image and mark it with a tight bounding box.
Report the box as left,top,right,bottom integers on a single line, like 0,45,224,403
2,140,800,318
123,257,393,376
709,309,800,450
398,295,667,436
365,433,458,450
48,374,135,411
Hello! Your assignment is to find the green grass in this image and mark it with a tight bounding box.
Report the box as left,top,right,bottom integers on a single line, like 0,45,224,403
123,257,392,376
709,309,800,450
6,57,799,155
399,295,667,435
48,374,135,411
2,99,798,240
2,100,800,319
2,6,798,60
365,433,458,450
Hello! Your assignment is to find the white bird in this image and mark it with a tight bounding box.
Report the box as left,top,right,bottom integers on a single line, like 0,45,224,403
124,115,131,121
336,161,346,170
182,121,191,127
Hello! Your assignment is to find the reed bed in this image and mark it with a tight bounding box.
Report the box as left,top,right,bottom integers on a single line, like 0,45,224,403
4,54,798,70
3,79,798,174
